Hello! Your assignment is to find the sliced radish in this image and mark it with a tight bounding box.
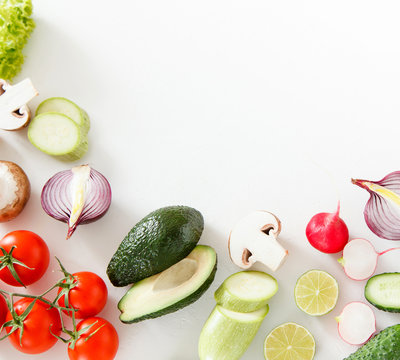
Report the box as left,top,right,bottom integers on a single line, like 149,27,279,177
338,238,400,281
336,302,376,345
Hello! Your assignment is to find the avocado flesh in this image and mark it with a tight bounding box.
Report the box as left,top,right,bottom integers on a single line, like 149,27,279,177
118,245,217,323
107,206,204,287
344,324,400,360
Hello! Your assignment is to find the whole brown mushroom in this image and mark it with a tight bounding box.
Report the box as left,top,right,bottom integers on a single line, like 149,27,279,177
0,161,30,222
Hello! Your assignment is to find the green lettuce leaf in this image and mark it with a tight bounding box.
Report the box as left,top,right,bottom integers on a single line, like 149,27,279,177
0,0,35,80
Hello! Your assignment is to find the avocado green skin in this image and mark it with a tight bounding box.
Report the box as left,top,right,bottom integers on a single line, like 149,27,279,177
107,206,204,287
344,324,400,360
118,257,217,323
365,273,400,313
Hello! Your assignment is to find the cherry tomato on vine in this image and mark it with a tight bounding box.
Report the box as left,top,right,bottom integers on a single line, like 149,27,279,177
0,294,7,327
68,317,119,360
0,230,49,287
57,271,108,319
5,297,61,354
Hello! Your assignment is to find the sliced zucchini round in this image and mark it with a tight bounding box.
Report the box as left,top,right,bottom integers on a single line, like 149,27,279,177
28,112,88,161
365,272,400,313
36,97,90,134
214,271,278,312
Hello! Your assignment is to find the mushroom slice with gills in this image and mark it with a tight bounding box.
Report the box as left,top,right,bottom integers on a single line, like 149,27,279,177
228,211,288,272
0,78,38,131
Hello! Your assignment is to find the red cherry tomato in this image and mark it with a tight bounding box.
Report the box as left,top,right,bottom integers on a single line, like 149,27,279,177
68,317,119,360
57,271,108,319
0,230,50,287
0,294,7,327
5,297,61,354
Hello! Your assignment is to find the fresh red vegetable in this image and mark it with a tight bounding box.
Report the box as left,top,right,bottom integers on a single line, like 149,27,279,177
0,230,49,287
57,271,108,319
352,172,400,240
41,165,112,239
68,317,119,360
5,297,61,354
0,294,7,327
306,203,349,253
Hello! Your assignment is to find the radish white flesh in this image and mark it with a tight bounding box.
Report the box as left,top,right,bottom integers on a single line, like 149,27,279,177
336,302,376,345
339,238,400,281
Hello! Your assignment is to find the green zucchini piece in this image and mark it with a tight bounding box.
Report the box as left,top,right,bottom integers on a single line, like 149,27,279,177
28,112,88,161
118,245,217,323
36,97,90,134
198,304,269,360
214,271,278,312
107,206,204,287
344,324,400,360
365,272,400,312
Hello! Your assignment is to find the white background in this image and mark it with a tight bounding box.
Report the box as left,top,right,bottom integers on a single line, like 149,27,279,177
1,0,400,359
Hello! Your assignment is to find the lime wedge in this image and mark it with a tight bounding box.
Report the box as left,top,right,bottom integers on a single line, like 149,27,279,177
294,269,338,316
264,322,315,360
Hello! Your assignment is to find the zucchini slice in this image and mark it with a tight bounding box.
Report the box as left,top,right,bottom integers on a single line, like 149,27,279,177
36,97,90,134
118,245,217,323
214,271,278,312
28,112,88,161
365,272,400,313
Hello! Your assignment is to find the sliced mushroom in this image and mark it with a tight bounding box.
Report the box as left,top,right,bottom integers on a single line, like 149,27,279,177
228,211,288,271
0,78,38,131
0,161,31,222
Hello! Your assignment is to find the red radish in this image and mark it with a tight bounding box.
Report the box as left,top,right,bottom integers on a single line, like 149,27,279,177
306,203,349,253
338,238,400,281
336,302,376,345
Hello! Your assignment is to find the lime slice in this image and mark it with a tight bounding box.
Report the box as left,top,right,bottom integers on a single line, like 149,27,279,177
264,322,315,360
294,269,338,316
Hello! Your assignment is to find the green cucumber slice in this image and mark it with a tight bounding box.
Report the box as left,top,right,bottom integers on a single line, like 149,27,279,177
28,112,88,161
118,245,217,323
365,272,400,313
36,97,90,134
214,271,278,312
198,304,269,360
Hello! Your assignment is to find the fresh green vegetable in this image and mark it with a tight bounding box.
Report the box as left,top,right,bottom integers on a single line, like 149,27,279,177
198,305,269,360
365,273,400,312
344,324,400,360
0,0,35,80
118,245,217,323
36,97,90,134
214,271,278,313
107,206,204,287
28,112,88,161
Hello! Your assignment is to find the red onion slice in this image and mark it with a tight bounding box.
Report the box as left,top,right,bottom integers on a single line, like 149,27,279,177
41,165,112,239
352,171,400,240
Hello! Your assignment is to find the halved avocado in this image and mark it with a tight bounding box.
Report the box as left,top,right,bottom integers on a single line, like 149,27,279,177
118,245,217,323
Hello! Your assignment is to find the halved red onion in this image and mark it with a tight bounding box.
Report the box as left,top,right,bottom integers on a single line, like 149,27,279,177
41,165,112,239
352,171,400,240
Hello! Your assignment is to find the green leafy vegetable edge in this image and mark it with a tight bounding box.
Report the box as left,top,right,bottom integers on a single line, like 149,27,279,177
0,0,35,80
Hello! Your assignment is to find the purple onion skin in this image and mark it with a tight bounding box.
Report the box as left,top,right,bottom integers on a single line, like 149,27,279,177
41,166,112,239
352,171,400,241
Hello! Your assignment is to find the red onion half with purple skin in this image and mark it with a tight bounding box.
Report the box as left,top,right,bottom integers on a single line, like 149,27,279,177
352,171,400,241
41,165,112,239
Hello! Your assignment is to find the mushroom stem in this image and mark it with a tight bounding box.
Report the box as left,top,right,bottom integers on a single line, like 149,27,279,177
0,78,38,131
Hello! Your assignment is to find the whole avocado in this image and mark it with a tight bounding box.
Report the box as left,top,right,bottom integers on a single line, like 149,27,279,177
344,324,400,360
107,206,204,287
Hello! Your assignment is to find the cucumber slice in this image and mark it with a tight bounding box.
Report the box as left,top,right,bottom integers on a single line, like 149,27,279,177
198,304,269,360
118,245,217,323
365,273,400,313
28,112,88,161
214,271,278,312
36,97,90,134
